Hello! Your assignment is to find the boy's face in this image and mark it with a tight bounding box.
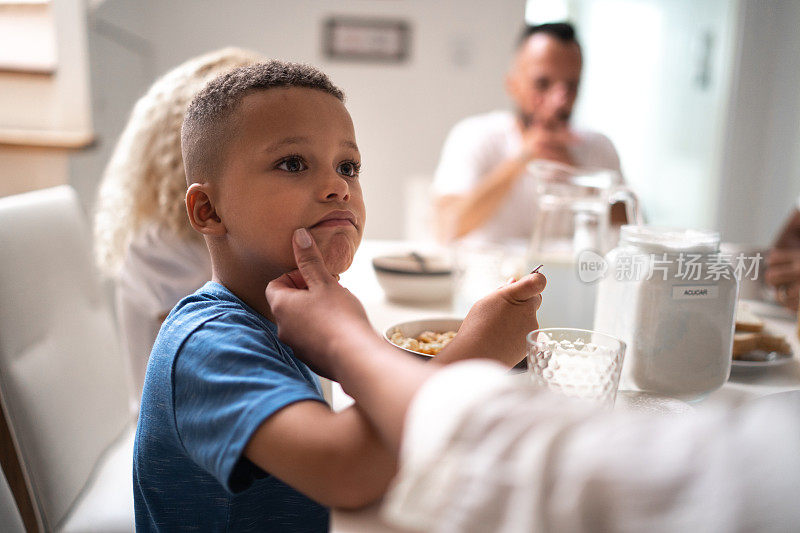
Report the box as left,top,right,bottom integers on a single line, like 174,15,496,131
215,87,365,280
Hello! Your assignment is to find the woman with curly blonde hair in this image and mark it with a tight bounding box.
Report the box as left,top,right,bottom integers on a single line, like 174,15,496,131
94,47,262,407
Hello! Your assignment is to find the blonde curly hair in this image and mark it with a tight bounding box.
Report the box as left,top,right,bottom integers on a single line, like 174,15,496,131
93,47,262,276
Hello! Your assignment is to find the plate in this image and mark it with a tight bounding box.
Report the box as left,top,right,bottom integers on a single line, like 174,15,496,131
731,351,795,369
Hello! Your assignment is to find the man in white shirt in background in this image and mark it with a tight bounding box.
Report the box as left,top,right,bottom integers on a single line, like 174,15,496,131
434,22,622,243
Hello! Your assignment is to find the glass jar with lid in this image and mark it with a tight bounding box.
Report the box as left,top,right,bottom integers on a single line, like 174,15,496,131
593,226,739,401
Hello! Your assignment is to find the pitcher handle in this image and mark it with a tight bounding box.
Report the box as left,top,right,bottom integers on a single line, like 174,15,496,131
608,185,642,225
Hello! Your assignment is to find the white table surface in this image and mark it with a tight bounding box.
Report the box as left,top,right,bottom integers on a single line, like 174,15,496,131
330,240,800,532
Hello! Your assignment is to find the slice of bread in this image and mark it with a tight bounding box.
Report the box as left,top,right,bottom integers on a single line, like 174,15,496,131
735,301,764,333
757,332,792,355
732,331,792,359
733,332,760,357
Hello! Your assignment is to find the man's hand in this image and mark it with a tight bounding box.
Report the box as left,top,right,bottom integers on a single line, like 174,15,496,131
436,272,547,367
266,228,379,378
520,117,577,167
765,248,800,311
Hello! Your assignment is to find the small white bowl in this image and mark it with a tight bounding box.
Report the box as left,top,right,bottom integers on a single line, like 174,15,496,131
384,317,463,358
372,253,454,304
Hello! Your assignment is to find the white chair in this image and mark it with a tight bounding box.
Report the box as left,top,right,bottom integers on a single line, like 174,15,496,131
0,468,25,533
0,186,135,532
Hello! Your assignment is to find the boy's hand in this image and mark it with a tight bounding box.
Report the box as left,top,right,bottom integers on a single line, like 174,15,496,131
266,228,379,379
436,272,546,367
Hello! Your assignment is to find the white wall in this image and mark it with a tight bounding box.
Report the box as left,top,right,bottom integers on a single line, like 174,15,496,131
568,0,800,247
571,0,737,231
715,0,800,246
68,0,800,245
68,0,153,212
70,0,527,238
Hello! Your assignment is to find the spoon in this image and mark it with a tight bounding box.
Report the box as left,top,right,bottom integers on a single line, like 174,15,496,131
409,252,429,273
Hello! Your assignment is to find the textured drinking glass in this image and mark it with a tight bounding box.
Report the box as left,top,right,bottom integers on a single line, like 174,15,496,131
527,328,626,408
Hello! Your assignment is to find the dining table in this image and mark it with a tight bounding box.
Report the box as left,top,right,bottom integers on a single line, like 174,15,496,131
328,239,800,533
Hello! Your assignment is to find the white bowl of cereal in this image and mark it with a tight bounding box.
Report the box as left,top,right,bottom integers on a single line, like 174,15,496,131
384,317,463,359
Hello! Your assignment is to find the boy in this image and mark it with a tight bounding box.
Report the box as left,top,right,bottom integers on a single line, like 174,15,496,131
133,60,544,531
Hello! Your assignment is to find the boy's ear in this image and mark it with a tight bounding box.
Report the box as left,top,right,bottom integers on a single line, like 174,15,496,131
186,183,226,236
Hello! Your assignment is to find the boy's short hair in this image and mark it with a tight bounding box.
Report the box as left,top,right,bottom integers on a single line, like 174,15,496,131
181,60,345,184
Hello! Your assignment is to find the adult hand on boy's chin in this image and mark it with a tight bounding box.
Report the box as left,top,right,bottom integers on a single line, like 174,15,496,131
266,228,377,379
436,272,546,368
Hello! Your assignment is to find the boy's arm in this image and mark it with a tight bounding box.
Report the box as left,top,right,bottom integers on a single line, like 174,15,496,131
244,399,398,509
257,229,544,509
244,229,434,509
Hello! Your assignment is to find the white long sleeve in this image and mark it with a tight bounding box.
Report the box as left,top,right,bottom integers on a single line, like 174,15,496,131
115,224,211,405
383,361,800,533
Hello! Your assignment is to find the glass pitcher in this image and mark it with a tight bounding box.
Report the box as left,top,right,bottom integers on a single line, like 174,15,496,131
526,161,641,329
528,161,641,257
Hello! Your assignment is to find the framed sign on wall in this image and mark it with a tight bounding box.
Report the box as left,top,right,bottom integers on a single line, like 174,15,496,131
323,17,410,63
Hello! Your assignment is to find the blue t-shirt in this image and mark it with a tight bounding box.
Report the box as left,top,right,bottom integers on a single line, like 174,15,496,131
133,281,329,531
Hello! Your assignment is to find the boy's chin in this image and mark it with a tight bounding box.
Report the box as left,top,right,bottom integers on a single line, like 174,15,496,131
319,238,358,276
322,249,354,277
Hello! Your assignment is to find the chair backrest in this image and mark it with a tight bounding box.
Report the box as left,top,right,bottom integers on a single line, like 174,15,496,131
0,186,132,531
0,467,25,533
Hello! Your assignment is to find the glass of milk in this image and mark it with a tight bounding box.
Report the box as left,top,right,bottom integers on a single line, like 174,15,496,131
527,328,626,408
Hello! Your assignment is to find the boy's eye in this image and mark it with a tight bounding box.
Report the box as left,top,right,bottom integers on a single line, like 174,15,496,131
337,161,361,178
277,156,307,172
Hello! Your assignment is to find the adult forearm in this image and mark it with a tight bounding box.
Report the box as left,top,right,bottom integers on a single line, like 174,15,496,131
385,375,800,532
441,153,530,240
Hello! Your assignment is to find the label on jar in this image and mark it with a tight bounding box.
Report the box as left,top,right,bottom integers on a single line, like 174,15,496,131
671,285,719,300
